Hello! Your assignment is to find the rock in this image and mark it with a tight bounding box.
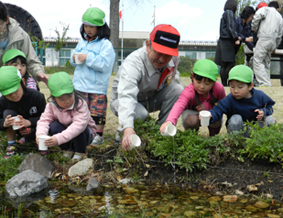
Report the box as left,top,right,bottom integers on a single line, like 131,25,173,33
235,189,244,195
208,196,221,202
18,153,55,178
247,185,258,192
118,178,133,185
68,158,94,177
267,215,280,218
278,208,283,213
245,205,258,212
223,195,238,203
6,169,48,197
86,178,100,191
123,186,139,194
254,201,269,209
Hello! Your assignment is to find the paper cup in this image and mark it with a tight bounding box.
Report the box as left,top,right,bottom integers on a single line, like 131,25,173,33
200,110,211,127
162,124,176,137
38,135,50,151
130,134,141,149
11,116,21,130
74,53,83,64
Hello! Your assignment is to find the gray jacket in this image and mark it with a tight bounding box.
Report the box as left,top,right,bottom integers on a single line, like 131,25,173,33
251,7,283,47
111,46,180,129
0,18,44,81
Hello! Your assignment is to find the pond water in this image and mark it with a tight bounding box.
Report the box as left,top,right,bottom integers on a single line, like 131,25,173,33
1,181,283,217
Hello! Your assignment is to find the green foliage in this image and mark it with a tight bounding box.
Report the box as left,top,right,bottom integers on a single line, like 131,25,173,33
235,44,245,65
30,35,50,50
54,22,70,53
44,66,74,75
0,155,25,182
236,0,258,17
134,117,283,172
177,56,197,75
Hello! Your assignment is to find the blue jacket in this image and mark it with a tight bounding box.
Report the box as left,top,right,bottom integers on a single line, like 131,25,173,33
210,88,275,125
71,37,115,95
235,16,254,50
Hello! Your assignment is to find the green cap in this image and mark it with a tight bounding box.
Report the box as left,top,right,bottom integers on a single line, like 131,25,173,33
82,7,105,26
0,66,22,96
2,49,26,64
192,59,219,82
228,65,253,83
48,72,74,97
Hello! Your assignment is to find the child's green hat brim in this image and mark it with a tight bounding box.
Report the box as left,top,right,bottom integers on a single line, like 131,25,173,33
2,49,26,64
48,72,74,97
228,65,253,83
0,66,22,96
193,59,218,82
82,7,106,26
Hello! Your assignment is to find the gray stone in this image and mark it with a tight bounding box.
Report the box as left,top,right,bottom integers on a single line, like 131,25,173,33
6,169,48,197
68,158,94,177
86,178,100,191
18,153,55,178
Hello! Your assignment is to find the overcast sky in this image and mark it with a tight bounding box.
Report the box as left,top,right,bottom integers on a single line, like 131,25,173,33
6,0,235,41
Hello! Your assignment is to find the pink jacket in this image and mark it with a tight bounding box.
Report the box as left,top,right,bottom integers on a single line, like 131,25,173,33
36,99,97,145
166,82,226,125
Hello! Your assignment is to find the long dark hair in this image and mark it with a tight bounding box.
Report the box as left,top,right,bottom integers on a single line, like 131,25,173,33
224,0,238,13
80,23,111,41
48,90,86,111
0,1,8,21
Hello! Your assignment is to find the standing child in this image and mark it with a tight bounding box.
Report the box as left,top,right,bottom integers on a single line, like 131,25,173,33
3,49,39,90
36,72,97,161
214,0,240,86
70,7,115,146
209,65,276,135
0,66,46,159
160,59,226,136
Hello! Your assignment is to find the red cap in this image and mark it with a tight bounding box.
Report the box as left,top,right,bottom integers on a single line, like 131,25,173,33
256,2,268,10
150,24,180,57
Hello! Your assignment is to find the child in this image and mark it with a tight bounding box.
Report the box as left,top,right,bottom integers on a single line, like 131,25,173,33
70,7,115,146
214,0,240,86
209,65,276,135
2,49,39,91
36,72,97,161
160,59,226,136
0,66,46,159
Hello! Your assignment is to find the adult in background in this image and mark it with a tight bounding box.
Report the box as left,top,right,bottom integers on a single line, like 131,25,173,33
215,0,240,87
251,2,283,87
268,1,283,86
0,2,48,85
110,24,184,150
236,6,255,52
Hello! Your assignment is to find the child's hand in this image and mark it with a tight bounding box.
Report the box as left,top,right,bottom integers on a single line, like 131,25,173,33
16,115,31,129
44,136,58,147
195,103,205,112
255,109,263,121
78,54,87,62
235,40,240,45
3,115,14,128
160,121,172,134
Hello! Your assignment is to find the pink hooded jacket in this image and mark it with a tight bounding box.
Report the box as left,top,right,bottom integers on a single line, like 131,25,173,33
36,99,97,145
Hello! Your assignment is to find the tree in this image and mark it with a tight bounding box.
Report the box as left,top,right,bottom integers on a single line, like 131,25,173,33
109,0,147,48
54,22,70,66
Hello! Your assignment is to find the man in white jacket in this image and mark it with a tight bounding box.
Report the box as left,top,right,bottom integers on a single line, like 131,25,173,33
110,24,183,150
251,2,283,86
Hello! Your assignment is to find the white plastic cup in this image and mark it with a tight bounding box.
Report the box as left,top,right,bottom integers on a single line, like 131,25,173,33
162,123,176,137
38,135,50,151
74,53,83,64
129,134,141,149
200,110,211,127
11,116,21,130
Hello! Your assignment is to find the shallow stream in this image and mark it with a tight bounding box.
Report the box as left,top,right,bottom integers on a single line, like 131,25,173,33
1,181,283,217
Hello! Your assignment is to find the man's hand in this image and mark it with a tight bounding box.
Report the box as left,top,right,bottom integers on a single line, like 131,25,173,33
122,127,136,150
38,72,49,86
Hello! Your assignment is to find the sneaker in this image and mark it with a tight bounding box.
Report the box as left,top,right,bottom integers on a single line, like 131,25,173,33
63,150,74,159
18,137,25,144
4,144,17,159
91,135,104,145
71,152,87,163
